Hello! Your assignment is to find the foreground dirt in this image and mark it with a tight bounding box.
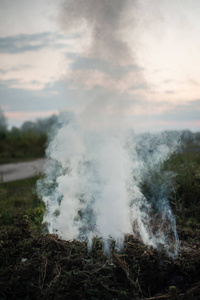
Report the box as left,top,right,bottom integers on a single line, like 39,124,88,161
0,217,200,300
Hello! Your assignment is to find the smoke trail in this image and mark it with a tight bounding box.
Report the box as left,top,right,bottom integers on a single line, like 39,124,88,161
37,0,180,257
59,0,135,63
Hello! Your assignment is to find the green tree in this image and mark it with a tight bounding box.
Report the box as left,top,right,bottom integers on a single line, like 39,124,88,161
0,107,8,132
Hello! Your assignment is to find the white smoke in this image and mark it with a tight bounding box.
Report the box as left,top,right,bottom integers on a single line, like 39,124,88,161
37,0,180,257
37,114,180,256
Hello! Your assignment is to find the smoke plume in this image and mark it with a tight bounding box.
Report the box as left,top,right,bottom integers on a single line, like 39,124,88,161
37,0,180,257
59,0,135,63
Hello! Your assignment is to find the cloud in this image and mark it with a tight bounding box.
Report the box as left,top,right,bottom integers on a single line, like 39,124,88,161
0,33,70,90
0,30,94,91
5,110,58,122
1,75,199,131
70,57,142,78
0,32,75,54
136,99,200,131
163,99,200,122
0,80,65,110
165,90,175,94
0,0,60,37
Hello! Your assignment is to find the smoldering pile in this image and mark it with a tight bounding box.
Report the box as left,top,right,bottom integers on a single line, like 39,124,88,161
37,125,180,257
1,215,200,300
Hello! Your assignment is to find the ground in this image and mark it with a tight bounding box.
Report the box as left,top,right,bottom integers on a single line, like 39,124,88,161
0,215,200,300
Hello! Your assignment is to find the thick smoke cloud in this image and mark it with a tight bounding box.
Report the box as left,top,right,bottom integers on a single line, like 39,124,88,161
59,0,135,63
37,122,180,256
37,0,180,257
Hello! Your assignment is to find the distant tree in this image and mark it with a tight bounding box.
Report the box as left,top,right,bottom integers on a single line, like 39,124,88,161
194,131,200,143
10,126,21,137
21,115,58,134
21,121,35,132
0,107,8,132
181,130,194,143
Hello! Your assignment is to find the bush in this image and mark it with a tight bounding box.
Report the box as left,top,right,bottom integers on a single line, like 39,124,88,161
0,130,47,163
164,150,200,225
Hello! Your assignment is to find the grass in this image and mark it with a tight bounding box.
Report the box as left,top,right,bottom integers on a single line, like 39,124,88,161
0,176,45,228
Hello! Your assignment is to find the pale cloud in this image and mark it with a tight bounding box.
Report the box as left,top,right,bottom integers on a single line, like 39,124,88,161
0,0,61,37
0,32,71,54
146,120,200,133
0,48,66,90
135,0,200,105
0,81,67,123
0,37,72,91
0,31,91,91
5,110,58,121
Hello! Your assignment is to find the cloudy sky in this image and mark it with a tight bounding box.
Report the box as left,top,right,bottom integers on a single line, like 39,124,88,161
0,0,200,131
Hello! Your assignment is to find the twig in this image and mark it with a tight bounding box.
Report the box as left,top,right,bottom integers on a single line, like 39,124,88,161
143,294,173,299
39,256,48,291
48,265,61,290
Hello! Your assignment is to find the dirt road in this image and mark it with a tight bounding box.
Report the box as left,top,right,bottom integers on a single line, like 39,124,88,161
0,158,46,182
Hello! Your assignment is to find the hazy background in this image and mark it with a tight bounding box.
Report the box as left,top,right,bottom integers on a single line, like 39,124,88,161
0,0,200,131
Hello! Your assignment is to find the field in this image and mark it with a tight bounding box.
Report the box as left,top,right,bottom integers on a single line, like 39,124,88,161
0,138,200,299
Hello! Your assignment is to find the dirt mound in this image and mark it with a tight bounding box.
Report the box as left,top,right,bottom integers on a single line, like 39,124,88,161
1,217,200,300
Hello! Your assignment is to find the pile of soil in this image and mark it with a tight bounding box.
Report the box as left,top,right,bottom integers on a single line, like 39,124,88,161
1,217,200,300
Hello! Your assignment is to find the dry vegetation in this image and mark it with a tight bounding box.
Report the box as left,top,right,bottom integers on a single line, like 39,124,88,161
1,215,200,300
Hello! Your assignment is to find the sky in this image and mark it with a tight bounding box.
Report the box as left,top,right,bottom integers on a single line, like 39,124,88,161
0,0,200,131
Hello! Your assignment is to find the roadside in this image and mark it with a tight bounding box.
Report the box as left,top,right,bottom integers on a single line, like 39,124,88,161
0,158,46,182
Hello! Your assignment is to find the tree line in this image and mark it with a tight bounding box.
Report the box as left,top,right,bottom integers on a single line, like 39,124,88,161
0,107,199,163
0,108,58,163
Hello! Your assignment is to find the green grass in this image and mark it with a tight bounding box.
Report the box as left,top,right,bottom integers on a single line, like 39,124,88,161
0,176,45,228
164,150,200,225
